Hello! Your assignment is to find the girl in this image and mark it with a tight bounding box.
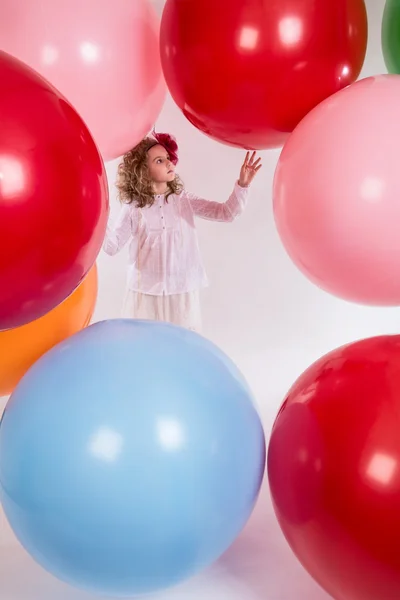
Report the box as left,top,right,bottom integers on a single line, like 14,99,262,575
103,131,262,332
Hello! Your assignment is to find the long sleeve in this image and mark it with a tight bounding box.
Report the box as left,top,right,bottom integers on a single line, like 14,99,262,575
186,181,250,222
103,203,137,256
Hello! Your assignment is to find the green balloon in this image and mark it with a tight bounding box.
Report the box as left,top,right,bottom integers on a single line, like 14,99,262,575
382,0,400,73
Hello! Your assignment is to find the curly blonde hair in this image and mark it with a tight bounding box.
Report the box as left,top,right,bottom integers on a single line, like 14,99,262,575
116,137,183,208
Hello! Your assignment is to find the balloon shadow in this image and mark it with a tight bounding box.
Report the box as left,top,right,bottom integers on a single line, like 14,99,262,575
214,484,331,600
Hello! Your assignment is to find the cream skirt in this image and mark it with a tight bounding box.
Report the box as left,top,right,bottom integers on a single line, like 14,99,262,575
121,290,202,332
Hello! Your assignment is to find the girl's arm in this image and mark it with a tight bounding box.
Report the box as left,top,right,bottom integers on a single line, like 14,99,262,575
103,204,138,255
186,151,261,223
186,182,250,222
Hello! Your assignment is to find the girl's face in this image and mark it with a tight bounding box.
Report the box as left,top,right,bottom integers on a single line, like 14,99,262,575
147,144,175,184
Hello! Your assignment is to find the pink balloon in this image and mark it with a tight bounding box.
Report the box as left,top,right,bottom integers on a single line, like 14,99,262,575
273,74,400,306
0,0,166,161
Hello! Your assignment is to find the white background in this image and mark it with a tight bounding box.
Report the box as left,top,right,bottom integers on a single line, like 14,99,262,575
0,0,396,598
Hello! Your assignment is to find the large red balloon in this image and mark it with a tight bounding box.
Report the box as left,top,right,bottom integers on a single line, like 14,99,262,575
0,51,108,331
268,336,400,600
160,0,368,149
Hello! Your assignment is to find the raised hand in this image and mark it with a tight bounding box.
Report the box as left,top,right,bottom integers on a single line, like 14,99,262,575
238,151,262,187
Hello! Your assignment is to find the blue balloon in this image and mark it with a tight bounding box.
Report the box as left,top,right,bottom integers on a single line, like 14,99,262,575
0,319,265,596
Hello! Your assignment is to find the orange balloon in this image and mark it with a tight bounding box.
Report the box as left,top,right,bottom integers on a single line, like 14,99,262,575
0,265,98,396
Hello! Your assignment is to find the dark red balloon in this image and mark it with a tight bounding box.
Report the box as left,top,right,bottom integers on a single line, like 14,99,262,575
268,336,400,600
0,51,108,330
160,0,368,149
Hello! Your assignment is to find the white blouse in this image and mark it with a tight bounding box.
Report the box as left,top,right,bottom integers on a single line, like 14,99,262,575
103,181,250,295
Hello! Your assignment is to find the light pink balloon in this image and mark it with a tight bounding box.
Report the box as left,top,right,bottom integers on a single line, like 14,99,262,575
0,0,166,161
273,74,400,306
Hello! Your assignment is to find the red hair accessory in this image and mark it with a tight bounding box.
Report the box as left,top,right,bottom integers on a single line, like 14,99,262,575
152,129,179,165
